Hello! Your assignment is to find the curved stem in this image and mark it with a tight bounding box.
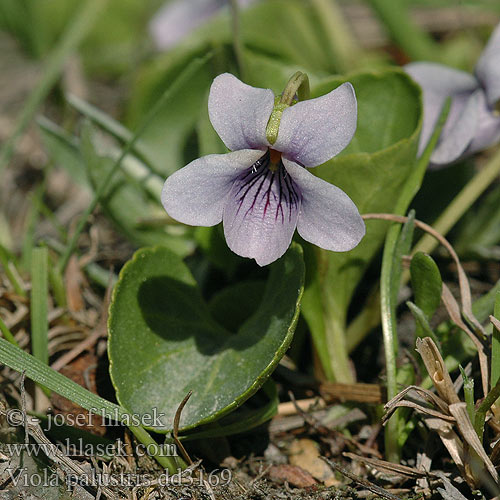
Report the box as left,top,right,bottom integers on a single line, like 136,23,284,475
280,72,310,105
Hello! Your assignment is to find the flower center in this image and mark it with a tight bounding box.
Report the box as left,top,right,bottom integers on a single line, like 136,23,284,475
269,148,282,172
230,150,300,224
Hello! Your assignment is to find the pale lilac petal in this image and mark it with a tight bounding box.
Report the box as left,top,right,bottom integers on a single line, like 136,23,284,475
162,149,264,226
431,90,480,165
405,62,479,156
223,154,301,266
283,159,365,251
475,22,500,108
273,83,357,167
149,0,258,50
208,73,274,151
273,82,357,167
149,0,225,50
466,90,500,153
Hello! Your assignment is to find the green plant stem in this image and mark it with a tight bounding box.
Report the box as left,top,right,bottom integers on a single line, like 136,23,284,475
0,315,19,347
128,425,178,473
474,377,500,442
367,0,438,61
57,54,211,273
31,247,49,366
310,0,362,73
228,0,246,81
280,71,310,105
492,292,500,389
412,147,500,259
0,0,108,173
0,245,26,297
380,98,450,463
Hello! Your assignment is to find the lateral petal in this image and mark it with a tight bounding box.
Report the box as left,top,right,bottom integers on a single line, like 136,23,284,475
161,149,264,226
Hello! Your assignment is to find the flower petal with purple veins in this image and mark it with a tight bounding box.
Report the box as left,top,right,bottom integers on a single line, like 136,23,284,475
273,82,357,167
475,22,500,109
223,151,301,266
282,159,365,252
208,73,274,152
162,149,265,226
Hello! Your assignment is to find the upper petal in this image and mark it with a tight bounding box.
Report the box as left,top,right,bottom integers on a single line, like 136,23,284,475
223,156,301,266
283,158,365,252
208,73,274,151
162,149,265,226
475,22,500,108
273,82,357,167
405,62,479,157
430,90,480,165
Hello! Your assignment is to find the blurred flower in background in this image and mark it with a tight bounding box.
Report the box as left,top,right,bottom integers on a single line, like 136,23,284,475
149,0,257,50
406,22,500,167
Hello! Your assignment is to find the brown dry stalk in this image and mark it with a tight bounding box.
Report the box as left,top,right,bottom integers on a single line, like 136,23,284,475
416,337,460,405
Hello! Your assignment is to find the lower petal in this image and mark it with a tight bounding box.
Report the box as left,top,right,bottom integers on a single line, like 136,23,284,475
223,157,301,266
161,149,264,226
283,159,365,252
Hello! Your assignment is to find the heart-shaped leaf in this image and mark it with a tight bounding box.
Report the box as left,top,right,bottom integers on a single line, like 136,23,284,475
108,244,304,432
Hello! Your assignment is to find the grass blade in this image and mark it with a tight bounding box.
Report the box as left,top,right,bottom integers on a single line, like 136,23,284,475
30,247,49,366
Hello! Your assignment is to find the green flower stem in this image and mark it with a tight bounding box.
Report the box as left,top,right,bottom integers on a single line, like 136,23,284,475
127,425,179,473
280,72,310,106
229,0,246,81
0,0,108,173
310,0,362,73
410,147,500,259
367,0,438,62
57,54,212,273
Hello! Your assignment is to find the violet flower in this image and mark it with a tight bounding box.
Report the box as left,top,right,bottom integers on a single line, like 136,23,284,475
161,73,365,266
149,0,257,50
405,23,500,167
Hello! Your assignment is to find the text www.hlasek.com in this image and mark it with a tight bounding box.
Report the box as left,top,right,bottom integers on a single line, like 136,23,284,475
3,438,176,458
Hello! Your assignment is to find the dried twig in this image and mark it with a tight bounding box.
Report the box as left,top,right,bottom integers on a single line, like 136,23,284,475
173,390,193,466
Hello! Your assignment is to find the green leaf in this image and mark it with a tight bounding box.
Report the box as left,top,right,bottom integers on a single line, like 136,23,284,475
300,69,422,381
209,280,265,332
108,244,304,432
410,251,442,321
